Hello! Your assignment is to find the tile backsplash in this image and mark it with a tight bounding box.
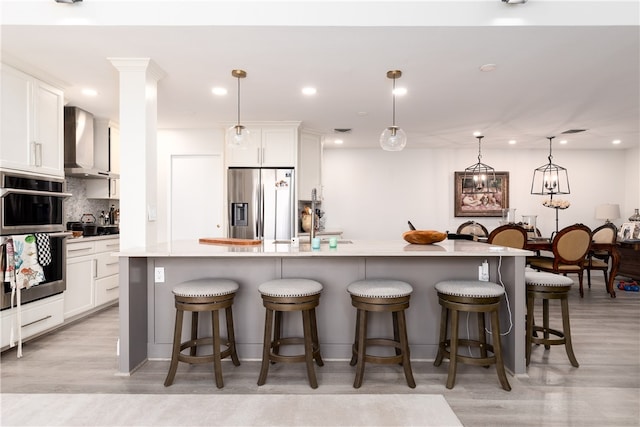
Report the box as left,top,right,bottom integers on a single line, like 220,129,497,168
64,177,119,224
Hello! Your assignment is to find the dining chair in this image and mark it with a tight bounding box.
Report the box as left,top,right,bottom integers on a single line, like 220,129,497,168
456,221,489,239
487,224,528,249
584,222,617,291
528,224,592,297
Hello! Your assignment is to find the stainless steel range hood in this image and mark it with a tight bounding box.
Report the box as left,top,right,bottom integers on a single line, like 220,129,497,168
64,106,117,179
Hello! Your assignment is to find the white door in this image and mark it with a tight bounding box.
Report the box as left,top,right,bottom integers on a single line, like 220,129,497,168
171,155,223,241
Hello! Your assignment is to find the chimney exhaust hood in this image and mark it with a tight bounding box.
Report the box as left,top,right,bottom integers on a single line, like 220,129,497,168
64,106,117,179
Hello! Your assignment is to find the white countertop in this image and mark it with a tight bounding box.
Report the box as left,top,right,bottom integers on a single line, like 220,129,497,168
67,234,120,244
117,238,532,258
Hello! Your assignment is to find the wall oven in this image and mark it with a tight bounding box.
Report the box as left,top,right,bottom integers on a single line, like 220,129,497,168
1,171,72,310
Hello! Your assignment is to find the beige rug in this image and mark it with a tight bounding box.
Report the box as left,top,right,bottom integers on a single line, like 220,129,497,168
2,393,462,426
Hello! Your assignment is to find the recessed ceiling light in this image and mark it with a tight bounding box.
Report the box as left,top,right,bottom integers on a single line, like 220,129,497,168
392,87,407,96
81,88,97,96
334,139,344,145
212,87,227,96
473,131,482,137
479,64,497,72
559,139,568,145
302,87,317,96
612,139,621,145
508,140,517,145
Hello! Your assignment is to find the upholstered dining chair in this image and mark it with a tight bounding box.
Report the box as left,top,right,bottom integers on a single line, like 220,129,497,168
487,224,528,249
528,224,592,297
456,221,489,240
584,223,617,290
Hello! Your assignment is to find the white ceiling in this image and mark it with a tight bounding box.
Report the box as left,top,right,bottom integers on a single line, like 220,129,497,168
1,0,639,151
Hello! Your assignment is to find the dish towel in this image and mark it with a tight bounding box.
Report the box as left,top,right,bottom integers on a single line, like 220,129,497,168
35,233,52,267
4,235,46,358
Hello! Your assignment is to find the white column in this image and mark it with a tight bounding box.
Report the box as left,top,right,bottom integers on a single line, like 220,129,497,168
109,58,165,250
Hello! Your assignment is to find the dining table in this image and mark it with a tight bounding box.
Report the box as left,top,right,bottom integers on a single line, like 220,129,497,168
524,238,619,298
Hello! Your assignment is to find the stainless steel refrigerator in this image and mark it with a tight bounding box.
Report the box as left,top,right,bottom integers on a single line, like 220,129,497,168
228,168,295,240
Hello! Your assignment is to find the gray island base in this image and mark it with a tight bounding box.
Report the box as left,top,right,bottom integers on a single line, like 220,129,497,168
118,239,530,376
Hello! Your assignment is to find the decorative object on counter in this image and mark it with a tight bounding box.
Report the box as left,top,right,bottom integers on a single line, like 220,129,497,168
80,213,98,236
300,205,319,233
462,134,498,195
618,222,640,241
226,69,251,148
329,237,338,248
311,237,321,249
454,171,509,217
199,237,262,246
531,136,570,197
379,70,407,151
629,208,640,222
402,230,446,244
347,279,416,388
595,203,621,224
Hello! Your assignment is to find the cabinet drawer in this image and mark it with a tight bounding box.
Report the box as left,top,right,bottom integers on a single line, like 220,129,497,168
95,275,119,306
95,239,119,254
66,241,95,258
1,294,64,349
96,252,119,278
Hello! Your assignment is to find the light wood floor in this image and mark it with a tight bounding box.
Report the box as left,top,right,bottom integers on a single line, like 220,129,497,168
1,276,639,426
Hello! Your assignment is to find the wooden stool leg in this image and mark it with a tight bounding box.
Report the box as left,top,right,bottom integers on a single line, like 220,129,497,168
434,305,448,367
561,297,579,368
190,311,199,357
477,312,488,365
164,308,184,387
309,307,324,366
393,311,401,357
490,309,511,391
257,308,274,386
211,308,224,389
542,299,550,349
526,293,535,367
350,309,361,366
302,309,319,389
397,309,416,388
225,306,241,366
273,310,282,356
353,309,368,389
446,309,460,389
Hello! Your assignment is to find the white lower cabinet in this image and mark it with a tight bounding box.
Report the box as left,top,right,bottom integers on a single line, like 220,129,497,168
1,294,64,349
65,237,119,320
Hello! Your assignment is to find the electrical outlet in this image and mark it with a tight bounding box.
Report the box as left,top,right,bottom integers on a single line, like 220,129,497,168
154,267,165,283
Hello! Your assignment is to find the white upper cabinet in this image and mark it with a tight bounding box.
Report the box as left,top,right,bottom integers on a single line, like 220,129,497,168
225,123,299,167
0,64,64,177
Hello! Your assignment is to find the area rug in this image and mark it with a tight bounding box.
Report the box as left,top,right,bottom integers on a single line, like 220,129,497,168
1,393,462,426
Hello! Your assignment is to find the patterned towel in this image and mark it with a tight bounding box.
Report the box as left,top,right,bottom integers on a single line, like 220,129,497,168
12,235,45,289
35,233,52,267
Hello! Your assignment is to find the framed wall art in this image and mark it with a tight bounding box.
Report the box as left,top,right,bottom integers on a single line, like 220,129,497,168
454,171,509,217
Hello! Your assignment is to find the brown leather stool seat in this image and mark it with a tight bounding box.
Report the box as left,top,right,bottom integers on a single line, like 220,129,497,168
434,280,511,391
257,278,324,389
525,271,579,367
164,278,240,388
347,279,416,389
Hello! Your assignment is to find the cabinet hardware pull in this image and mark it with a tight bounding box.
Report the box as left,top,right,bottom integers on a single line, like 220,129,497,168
22,315,52,328
106,286,119,291
69,248,92,252
106,261,119,266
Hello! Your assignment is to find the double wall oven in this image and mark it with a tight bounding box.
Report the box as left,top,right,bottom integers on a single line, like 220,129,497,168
1,171,72,310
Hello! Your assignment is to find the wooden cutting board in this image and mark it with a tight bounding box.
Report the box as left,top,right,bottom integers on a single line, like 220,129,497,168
199,237,262,246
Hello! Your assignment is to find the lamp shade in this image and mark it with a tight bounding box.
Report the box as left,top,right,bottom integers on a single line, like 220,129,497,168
595,204,621,222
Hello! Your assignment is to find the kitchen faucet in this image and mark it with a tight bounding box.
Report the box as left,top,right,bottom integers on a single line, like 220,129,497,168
310,188,317,240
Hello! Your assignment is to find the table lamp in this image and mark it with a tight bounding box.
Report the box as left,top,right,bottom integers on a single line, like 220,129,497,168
595,204,621,223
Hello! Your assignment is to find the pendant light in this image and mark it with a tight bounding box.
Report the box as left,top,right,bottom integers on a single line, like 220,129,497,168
530,136,570,197
462,135,498,194
379,70,407,151
226,69,251,148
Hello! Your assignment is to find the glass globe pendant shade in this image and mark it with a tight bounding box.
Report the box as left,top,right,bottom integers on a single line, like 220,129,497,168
226,124,251,149
380,126,407,151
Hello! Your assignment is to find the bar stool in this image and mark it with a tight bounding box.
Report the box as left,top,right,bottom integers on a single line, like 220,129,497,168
164,278,240,389
347,279,416,389
257,278,324,389
525,271,579,367
433,280,511,391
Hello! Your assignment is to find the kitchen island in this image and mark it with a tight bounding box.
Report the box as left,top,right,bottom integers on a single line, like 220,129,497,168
117,239,531,376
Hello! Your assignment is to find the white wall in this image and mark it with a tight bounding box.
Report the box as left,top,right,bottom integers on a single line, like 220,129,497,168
322,146,634,239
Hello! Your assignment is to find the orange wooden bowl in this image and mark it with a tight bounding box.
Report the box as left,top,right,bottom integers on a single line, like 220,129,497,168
402,230,447,245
